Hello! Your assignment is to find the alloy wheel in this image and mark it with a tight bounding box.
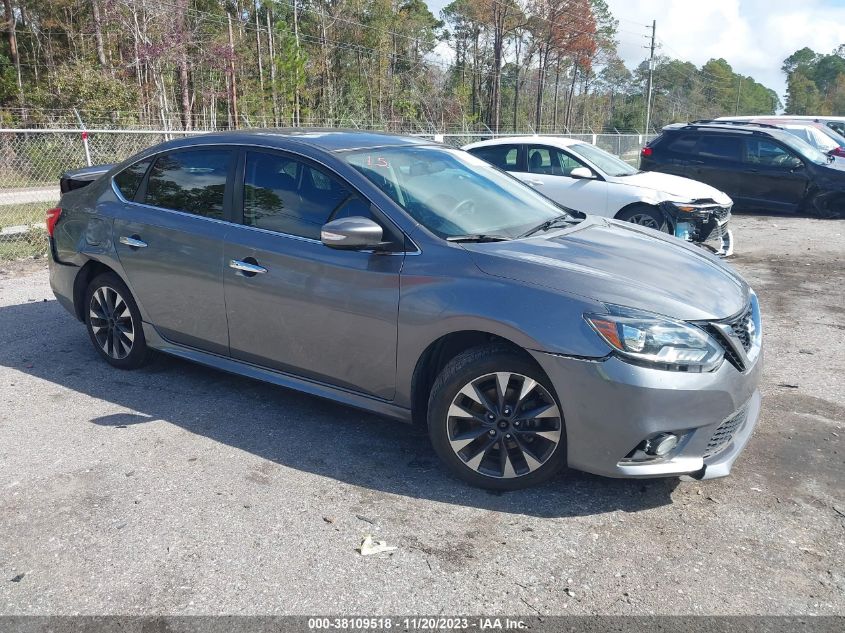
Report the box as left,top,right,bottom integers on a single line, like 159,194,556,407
446,372,562,479
627,213,661,229
89,286,135,360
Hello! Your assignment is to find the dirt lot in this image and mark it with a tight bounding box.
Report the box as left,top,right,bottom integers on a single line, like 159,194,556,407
0,214,843,616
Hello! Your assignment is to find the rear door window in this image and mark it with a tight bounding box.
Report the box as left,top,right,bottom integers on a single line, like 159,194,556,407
696,136,742,161
114,158,152,200
144,149,233,219
243,151,350,239
468,145,520,171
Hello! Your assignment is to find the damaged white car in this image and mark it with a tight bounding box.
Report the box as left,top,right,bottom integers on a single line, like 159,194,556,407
464,136,734,256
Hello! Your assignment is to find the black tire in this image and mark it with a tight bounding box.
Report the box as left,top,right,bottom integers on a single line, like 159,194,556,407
806,192,845,219
616,204,669,232
427,345,567,490
84,272,150,369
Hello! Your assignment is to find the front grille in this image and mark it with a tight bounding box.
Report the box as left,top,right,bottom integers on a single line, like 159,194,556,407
697,221,728,241
727,304,754,352
713,206,731,222
703,300,757,371
704,408,747,458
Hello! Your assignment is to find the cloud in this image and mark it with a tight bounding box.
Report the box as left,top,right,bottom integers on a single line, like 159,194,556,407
605,0,845,99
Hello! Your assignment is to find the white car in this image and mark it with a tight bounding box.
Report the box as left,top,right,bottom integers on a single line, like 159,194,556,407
463,136,735,255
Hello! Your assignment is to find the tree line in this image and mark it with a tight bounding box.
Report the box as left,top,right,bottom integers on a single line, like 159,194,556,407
0,0,794,133
783,46,845,115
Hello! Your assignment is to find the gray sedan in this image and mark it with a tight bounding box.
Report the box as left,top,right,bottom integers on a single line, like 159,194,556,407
47,130,762,490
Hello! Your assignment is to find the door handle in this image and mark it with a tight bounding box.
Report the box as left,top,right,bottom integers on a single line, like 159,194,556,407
119,235,148,249
229,259,267,275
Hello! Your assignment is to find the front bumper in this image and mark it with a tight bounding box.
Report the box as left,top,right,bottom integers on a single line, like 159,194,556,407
531,349,763,480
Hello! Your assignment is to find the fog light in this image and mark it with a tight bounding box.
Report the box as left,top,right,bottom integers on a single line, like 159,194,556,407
645,433,678,456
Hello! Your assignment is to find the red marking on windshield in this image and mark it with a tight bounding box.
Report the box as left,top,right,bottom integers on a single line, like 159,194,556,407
366,156,390,168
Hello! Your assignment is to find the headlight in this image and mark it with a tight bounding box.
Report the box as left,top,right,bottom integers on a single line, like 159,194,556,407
663,201,721,220
585,306,724,372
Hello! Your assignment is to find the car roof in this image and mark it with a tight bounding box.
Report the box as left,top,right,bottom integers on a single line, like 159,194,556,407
662,121,792,139
717,115,845,123
720,117,827,129
158,128,434,153
463,135,584,150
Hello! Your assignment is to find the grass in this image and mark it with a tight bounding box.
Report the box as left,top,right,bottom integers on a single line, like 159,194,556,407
0,202,50,260
0,201,49,228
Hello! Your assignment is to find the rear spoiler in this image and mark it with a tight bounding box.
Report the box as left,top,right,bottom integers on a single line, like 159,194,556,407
59,164,115,194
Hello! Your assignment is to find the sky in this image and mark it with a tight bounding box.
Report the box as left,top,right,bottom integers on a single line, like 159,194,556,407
424,0,845,101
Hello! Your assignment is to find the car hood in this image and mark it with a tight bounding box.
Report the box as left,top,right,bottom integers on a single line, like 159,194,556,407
613,171,732,205
462,216,748,321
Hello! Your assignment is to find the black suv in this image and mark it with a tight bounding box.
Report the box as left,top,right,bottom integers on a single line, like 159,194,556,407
641,121,845,218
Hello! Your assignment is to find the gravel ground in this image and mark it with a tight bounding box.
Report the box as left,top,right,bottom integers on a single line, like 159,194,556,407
0,214,843,616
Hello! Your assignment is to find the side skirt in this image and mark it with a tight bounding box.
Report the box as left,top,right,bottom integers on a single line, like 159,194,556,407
142,323,413,423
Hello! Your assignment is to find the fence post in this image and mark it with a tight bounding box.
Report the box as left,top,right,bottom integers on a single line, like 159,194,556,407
73,108,92,166
80,131,92,167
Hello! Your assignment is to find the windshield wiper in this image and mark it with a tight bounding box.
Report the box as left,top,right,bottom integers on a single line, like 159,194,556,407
518,215,577,238
446,234,511,243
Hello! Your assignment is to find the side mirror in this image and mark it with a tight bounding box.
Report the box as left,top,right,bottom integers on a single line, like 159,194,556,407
788,159,804,172
321,216,383,251
570,167,596,179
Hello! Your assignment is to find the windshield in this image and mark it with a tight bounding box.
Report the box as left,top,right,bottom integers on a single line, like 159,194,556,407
777,132,830,165
568,142,639,177
342,146,573,239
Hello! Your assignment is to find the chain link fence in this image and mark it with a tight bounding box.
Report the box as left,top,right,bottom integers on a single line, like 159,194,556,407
0,129,654,260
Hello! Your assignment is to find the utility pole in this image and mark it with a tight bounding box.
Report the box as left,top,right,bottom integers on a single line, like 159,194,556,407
644,20,656,136
735,77,743,115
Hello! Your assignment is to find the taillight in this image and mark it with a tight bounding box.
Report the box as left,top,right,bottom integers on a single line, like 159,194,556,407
46,207,62,237
641,146,653,158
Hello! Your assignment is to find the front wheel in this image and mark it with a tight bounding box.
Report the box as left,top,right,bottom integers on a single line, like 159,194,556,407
84,272,150,369
427,346,567,490
617,205,669,232
806,192,845,219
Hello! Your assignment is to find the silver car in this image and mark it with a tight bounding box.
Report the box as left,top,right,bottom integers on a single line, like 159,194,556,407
48,130,763,490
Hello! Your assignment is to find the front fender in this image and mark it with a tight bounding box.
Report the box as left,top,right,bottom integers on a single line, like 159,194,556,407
394,246,611,408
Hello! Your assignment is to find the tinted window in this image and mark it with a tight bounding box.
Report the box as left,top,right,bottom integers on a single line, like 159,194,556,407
665,134,699,154
145,150,231,219
243,152,350,239
114,158,152,200
745,139,798,168
470,145,519,170
696,136,742,161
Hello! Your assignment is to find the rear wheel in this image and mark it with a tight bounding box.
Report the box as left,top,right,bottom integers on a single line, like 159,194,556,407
617,205,669,232
427,346,567,490
84,272,149,369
